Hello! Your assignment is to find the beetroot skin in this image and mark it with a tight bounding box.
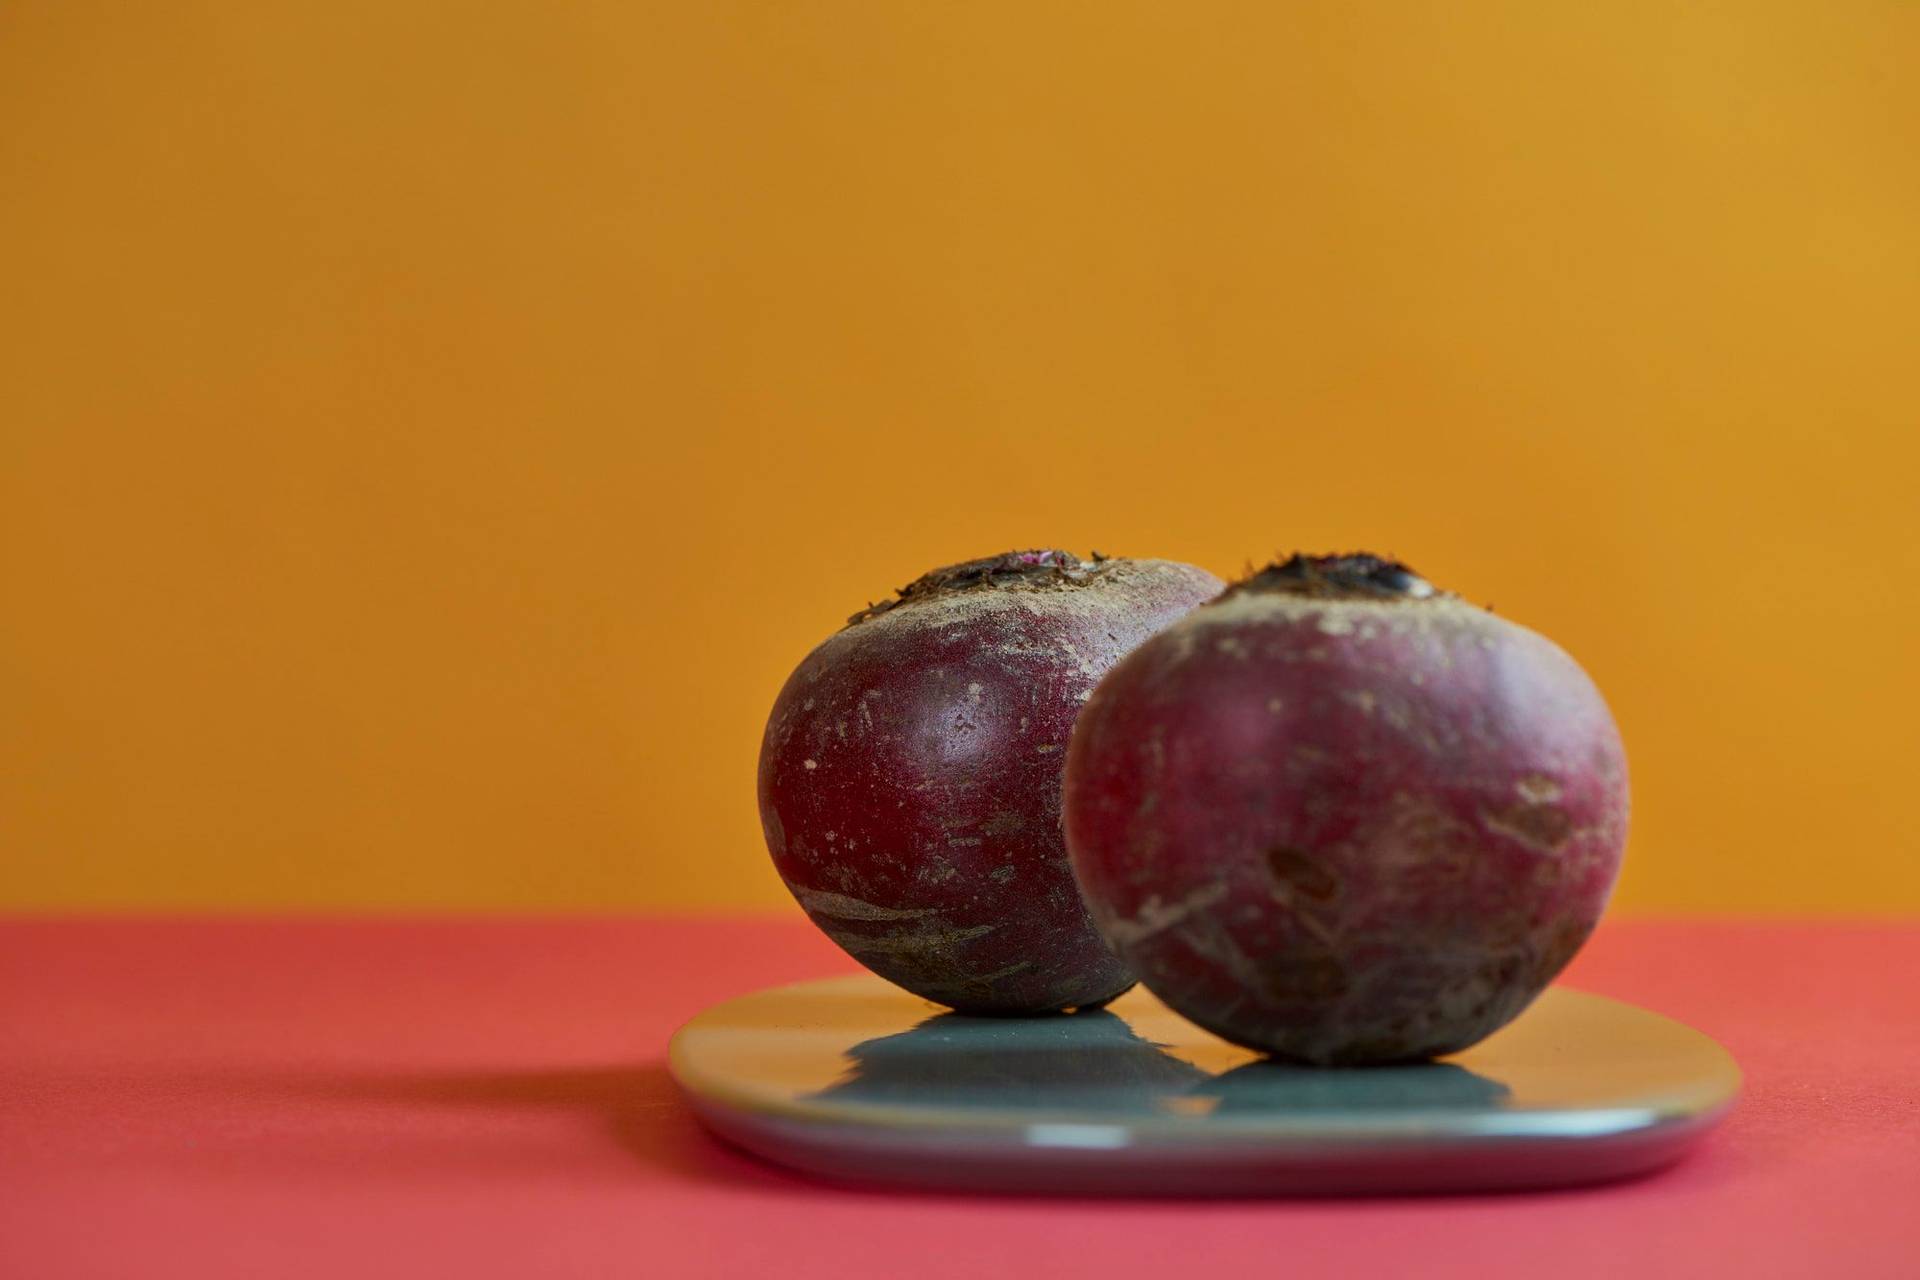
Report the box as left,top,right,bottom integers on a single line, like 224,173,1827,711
1063,554,1629,1063
759,551,1223,1014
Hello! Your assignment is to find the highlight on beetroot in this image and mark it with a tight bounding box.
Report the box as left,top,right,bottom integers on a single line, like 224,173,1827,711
1063,553,1629,1064
759,550,1224,1015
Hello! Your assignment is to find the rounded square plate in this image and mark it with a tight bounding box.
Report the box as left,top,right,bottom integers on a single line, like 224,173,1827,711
670,975,1738,1195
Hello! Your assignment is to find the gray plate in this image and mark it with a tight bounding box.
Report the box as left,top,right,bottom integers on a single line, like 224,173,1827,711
669,974,1739,1195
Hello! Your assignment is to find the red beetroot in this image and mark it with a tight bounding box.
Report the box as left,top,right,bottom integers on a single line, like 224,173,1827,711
1063,554,1629,1064
759,550,1222,1014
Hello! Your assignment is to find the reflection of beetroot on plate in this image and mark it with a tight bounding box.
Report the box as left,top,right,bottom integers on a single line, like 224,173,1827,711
759,550,1222,1015
1193,1059,1512,1114
816,1009,1210,1110
1065,553,1630,1064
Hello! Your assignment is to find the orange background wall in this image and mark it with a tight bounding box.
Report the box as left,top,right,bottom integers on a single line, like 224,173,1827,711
3,3,1916,913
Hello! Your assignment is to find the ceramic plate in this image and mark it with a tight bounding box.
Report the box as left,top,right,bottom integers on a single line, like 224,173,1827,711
670,974,1738,1195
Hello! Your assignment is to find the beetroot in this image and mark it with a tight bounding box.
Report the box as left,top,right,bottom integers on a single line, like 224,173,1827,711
759,550,1223,1014
1063,553,1629,1063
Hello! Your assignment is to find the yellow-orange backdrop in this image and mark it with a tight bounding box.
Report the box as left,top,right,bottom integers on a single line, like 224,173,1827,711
3,3,1916,913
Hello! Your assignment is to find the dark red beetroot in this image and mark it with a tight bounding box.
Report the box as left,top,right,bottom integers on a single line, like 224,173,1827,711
1063,553,1629,1063
759,550,1222,1014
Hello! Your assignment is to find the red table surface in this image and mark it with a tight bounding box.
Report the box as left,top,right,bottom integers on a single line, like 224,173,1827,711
1,918,1916,1279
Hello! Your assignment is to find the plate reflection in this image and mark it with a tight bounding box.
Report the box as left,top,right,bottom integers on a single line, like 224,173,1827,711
812,1006,1509,1118
1195,1059,1511,1113
815,1009,1208,1112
